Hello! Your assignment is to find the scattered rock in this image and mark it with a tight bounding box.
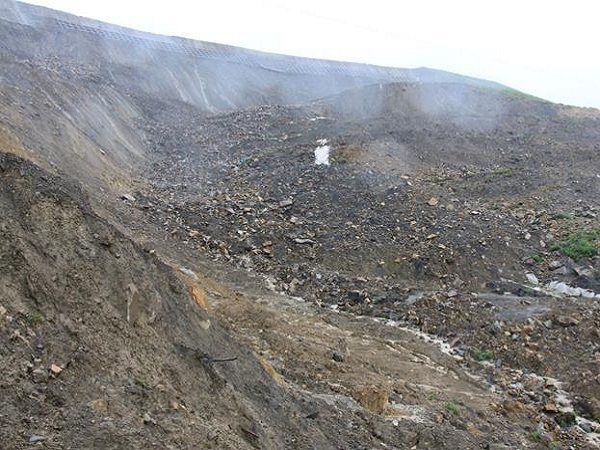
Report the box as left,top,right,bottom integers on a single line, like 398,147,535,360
353,385,389,414
120,193,135,202
31,367,49,384
554,411,576,428
126,283,141,324
447,289,458,298
332,350,345,363
58,313,78,335
555,315,580,327
293,237,315,245
573,397,600,421
574,266,594,277
548,260,563,271
28,435,45,443
543,403,558,413
525,273,539,285
190,284,208,311
347,291,365,302
143,413,157,425
89,398,109,414
427,197,439,206
50,364,63,376
546,281,599,298
552,266,569,275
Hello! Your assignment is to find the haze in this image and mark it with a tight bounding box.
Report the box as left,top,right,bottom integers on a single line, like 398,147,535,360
24,0,600,109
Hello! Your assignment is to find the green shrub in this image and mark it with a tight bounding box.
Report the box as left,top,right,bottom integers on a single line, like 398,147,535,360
551,212,570,220
531,254,543,263
552,230,598,260
446,401,460,415
492,167,513,176
29,312,45,326
472,348,495,361
133,377,148,389
529,430,543,442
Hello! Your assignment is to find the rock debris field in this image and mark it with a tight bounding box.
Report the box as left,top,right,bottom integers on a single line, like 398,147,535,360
0,2,599,449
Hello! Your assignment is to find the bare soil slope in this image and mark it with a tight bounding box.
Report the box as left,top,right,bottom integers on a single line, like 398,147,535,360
4,150,467,449
1,2,599,449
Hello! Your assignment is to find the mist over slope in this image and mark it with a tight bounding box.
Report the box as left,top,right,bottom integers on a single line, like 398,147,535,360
0,0,512,182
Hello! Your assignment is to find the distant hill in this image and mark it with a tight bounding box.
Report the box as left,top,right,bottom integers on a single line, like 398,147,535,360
2,0,513,114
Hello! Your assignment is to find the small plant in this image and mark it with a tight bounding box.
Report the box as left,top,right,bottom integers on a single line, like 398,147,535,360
492,167,513,176
238,156,251,166
472,348,495,362
549,441,561,450
531,254,544,263
551,230,599,260
133,377,148,389
529,430,543,442
446,401,460,415
29,312,45,326
550,212,570,220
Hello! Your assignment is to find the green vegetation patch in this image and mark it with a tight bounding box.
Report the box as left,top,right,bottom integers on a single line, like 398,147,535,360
528,430,543,442
446,401,460,415
531,254,544,263
550,230,599,260
471,348,495,362
491,166,513,176
550,212,571,220
29,312,45,326
133,377,149,389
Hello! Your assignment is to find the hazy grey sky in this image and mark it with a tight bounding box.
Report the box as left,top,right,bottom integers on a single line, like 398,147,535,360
24,0,600,108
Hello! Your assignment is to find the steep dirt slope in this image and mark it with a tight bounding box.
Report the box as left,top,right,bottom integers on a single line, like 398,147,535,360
4,148,572,449
1,150,294,449
0,147,576,449
3,150,460,449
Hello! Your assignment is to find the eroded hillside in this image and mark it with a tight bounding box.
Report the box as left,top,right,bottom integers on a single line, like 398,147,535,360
1,1,599,449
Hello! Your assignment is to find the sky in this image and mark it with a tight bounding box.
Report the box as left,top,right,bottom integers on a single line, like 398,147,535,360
23,0,600,108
